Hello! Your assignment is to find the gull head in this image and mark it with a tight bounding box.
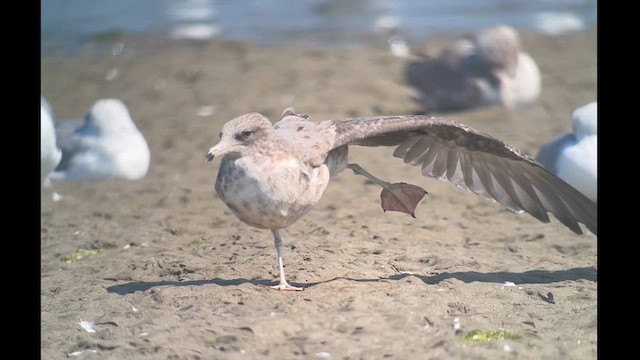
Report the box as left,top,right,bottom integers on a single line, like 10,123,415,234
85,99,137,135
475,25,521,77
206,112,273,162
572,102,597,140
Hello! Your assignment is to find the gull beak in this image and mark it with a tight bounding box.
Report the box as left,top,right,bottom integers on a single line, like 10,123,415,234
205,144,219,163
205,141,235,163
205,150,215,162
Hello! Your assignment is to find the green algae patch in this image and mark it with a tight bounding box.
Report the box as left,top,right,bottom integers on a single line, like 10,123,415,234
61,248,103,263
460,329,521,344
190,236,209,246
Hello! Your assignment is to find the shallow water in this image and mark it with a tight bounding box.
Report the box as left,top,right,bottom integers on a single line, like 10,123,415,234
41,0,597,53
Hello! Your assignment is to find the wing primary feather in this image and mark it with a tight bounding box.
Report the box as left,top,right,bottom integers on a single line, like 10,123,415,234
508,162,582,228
418,141,445,175
431,146,450,179
472,156,524,211
393,136,422,159
527,168,596,234
483,160,528,211
403,136,435,165
446,147,462,182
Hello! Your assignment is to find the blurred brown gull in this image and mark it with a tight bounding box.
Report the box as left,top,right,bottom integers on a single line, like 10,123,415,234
405,25,541,112
206,108,596,291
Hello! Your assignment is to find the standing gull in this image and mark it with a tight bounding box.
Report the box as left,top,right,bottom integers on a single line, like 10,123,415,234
52,99,150,182
405,25,541,112
536,102,597,202
206,108,597,291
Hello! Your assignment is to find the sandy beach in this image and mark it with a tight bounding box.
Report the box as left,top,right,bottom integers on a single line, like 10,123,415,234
41,31,597,359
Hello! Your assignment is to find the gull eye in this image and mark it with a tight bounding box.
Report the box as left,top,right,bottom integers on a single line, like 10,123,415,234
218,131,223,139
235,130,253,141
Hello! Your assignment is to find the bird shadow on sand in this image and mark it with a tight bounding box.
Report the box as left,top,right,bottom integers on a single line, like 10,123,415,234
105,266,596,295
385,266,597,285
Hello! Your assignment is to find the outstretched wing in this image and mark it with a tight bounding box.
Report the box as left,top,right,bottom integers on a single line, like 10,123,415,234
332,115,597,236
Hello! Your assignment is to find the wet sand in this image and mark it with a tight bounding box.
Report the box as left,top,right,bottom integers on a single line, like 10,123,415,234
41,31,597,359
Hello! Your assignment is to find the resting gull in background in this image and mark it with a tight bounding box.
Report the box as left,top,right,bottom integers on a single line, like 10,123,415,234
41,96,62,187
405,25,541,112
205,108,597,291
51,99,150,182
536,102,597,202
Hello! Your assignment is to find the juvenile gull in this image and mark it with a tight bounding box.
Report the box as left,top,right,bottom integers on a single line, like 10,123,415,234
52,99,150,182
206,108,597,291
536,102,597,202
405,25,541,112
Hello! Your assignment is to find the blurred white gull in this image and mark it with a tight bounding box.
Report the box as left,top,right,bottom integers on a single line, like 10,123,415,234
41,96,62,187
51,99,150,182
536,102,597,202
405,25,541,112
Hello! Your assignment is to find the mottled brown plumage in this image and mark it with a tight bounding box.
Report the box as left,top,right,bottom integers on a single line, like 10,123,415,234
405,25,541,111
206,108,597,290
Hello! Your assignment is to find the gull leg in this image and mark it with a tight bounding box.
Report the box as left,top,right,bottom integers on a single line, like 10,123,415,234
347,163,428,218
266,229,303,291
